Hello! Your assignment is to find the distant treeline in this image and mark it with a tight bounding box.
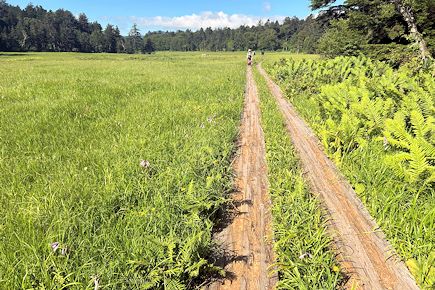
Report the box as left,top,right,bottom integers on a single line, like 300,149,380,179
0,0,330,54
1,0,434,63
145,17,312,52
0,1,154,53
0,0,318,53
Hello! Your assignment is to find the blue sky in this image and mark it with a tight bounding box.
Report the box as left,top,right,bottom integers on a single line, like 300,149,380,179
6,0,328,34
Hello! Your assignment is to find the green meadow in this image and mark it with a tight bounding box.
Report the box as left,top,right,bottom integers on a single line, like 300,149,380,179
1,52,340,289
0,52,249,288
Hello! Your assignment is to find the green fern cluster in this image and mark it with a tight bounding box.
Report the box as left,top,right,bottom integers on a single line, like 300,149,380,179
268,56,434,186
270,56,390,100
383,96,435,189
127,231,222,289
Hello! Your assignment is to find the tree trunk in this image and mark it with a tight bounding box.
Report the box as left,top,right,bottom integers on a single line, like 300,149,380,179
391,0,433,61
20,30,28,48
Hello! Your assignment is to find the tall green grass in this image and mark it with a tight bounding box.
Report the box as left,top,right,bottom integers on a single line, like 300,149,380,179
253,67,343,289
0,52,245,288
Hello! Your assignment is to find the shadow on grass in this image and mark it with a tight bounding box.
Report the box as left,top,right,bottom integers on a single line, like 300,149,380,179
197,193,251,288
0,53,32,57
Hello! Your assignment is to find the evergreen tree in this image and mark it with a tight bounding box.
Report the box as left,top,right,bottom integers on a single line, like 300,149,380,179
78,13,90,33
104,24,121,53
90,22,104,52
126,23,143,53
144,37,155,54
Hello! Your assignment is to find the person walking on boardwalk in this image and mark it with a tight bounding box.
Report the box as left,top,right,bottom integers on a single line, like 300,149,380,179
247,49,253,65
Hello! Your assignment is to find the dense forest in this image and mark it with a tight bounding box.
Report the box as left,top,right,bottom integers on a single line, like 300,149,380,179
0,1,153,53
0,0,434,62
145,17,307,52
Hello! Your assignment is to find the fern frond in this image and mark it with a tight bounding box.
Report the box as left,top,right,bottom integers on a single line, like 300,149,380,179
410,110,429,139
407,142,431,183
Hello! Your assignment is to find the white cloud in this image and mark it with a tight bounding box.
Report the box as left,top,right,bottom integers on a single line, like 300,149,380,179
263,2,272,12
130,11,286,31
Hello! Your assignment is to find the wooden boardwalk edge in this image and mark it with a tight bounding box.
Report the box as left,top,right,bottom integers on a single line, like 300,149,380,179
206,66,277,290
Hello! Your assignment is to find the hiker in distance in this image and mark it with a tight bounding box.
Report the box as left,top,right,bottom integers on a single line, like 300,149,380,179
247,48,253,65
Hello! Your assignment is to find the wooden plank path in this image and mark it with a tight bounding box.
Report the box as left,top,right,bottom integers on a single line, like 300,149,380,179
206,66,277,290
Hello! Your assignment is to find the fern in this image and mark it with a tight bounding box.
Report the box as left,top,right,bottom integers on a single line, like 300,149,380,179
164,279,187,290
383,107,435,188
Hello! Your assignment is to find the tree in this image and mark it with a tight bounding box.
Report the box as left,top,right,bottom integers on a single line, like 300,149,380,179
318,19,366,56
311,0,337,10
226,39,234,51
279,17,304,47
310,0,433,60
244,31,257,50
78,13,90,33
53,9,79,51
258,28,279,50
288,16,326,53
390,0,432,61
126,23,143,53
78,31,92,52
104,24,120,53
90,22,104,52
144,37,155,54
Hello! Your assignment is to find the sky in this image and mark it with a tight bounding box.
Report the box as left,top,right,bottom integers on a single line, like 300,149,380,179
6,0,325,35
